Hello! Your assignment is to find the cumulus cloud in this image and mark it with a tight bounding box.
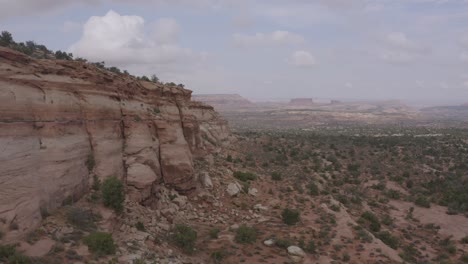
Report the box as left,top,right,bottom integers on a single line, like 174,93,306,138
233,31,304,48
289,50,316,68
69,10,194,67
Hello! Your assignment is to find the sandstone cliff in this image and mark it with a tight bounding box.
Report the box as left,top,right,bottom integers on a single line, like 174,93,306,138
0,47,229,241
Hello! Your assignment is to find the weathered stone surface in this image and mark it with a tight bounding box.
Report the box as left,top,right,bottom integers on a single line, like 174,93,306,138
0,47,229,241
227,182,242,197
200,172,213,189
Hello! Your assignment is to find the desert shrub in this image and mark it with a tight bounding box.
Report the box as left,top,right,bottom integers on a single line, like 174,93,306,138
226,155,233,162
0,244,16,259
172,224,197,254
209,228,220,239
305,240,316,253
271,172,282,181
0,230,4,240
461,236,468,244
66,207,98,231
282,208,300,225
342,253,351,262
307,182,320,196
385,189,401,199
102,177,125,213
0,31,13,46
235,225,257,244
460,254,468,263
86,153,95,172
135,221,145,232
330,204,340,212
211,250,226,263
0,244,33,263
360,211,381,232
414,196,431,208
83,232,116,256
275,238,292,249
92,175,101,191
233,171,257,182
377,231,399,249
381,214,394,226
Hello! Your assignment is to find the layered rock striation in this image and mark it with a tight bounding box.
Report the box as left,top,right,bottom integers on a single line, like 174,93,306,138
0,47,229,240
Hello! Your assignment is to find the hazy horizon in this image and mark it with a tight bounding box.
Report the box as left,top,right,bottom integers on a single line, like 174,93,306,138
2,0,468,104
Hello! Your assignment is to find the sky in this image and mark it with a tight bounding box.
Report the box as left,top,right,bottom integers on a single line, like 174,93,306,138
1,0,468,104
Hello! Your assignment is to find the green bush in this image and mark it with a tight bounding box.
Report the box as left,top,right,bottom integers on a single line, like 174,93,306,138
0,244,33,263
460,254,468,263
414,196,431,208
233,171,257,182
271,172,282,181
83,232,116,256
275,238,291,249
172,224,197,254
360,211,381,232
281,208,300,225
102,177,125,213
235,225,257,244
377,231,399,249
307,182,319,196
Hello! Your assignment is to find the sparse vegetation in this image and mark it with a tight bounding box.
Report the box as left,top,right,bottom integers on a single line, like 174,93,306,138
233,171,257,182
101,176,125,213
235,225,257,244
171,224,197,254
281,208,300,225
83,232,116,256
66,207,99,231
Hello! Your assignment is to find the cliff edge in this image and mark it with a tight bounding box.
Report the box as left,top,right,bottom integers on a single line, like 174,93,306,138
0,47,229,240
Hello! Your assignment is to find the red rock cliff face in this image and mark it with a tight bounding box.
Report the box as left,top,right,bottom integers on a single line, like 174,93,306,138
0,48,229,240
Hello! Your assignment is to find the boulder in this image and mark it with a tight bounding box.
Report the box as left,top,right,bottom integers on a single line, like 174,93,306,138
248,188,258,196
200,172,213,189
287,246,306,263
264,239,274,246
227,182,242,197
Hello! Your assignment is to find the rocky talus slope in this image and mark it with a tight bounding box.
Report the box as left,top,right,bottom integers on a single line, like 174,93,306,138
0,47,229,241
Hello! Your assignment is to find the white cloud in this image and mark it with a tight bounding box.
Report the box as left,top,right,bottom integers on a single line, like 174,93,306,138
69,10,194,67
233,31,304,48
379,32,428,63
289,50,317,68
151,18,180,44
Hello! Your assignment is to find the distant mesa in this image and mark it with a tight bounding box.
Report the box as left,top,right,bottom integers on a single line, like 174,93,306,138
463,102,468,106
330,100,342,105
288,98,314,106
192,94,254,110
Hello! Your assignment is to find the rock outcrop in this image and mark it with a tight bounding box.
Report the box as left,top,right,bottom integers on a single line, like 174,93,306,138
0,47,229,241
